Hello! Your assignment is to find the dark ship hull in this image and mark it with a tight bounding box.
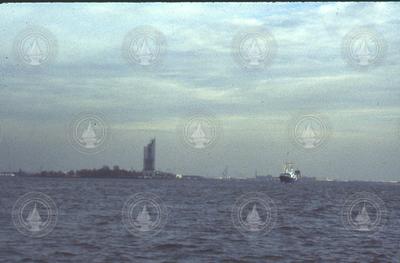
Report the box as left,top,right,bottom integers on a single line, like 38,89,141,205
279,174,296,183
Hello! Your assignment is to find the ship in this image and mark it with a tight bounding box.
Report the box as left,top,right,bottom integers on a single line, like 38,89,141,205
279,162,301,183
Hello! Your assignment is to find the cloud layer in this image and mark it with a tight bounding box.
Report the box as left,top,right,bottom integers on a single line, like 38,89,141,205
0,3,399,180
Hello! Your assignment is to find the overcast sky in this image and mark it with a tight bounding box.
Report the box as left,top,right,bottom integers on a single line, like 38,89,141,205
0,3,399,181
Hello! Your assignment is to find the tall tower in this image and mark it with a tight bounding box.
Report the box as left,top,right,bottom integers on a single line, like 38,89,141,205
143,138,156,175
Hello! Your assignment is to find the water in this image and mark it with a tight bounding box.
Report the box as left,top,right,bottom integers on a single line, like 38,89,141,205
1,177,400,262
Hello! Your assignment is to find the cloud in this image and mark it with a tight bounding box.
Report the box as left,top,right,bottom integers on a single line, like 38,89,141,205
0,3,399,179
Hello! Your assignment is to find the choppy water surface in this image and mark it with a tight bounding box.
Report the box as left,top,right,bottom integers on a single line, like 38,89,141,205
1,177,400,262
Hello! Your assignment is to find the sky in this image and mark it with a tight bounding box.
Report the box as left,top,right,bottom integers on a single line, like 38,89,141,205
0,3,399,181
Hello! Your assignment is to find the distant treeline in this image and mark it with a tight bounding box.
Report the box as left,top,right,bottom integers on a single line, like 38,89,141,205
17,165,176,179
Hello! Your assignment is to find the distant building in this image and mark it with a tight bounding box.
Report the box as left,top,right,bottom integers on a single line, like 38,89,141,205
143,138,156,176
0,172,15,177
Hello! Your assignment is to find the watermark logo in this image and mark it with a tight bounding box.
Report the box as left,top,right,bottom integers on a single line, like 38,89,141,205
12,192,58,238
232,28,277,70
290,114,330,151
122,192,168,237
341,192,387,234
232,192,277,237
122,26,166,67
68,113,109,154
13,26,57,67
179,114,221,151
342,26,386,69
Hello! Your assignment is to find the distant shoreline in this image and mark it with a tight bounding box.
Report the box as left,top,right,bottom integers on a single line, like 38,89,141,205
2,169,400,184
0,166,205,180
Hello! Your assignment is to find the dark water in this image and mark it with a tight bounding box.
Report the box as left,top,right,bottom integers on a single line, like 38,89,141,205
1,177,400,263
